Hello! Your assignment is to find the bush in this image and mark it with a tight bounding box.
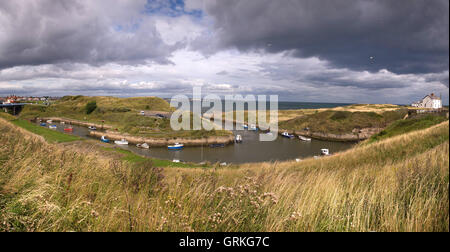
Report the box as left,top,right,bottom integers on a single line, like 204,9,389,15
330,111,350,120
85,101,97,114
111,107,131,113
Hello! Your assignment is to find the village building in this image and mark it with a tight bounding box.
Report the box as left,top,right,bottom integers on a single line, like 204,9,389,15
4,95,18,104
411,93,442,110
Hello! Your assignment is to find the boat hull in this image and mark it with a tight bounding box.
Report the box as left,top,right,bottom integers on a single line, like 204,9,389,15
168,146,184,150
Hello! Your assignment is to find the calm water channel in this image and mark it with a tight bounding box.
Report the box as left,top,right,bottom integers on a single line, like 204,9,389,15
40,121,355,164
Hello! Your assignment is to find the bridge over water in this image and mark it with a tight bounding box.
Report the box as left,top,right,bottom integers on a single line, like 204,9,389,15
0,103,27,115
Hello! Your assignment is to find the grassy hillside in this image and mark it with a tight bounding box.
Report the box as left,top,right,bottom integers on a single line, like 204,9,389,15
1,112,81,143
19,96,231,139
0,117,448,232
279,109,408,134
366,113,448,144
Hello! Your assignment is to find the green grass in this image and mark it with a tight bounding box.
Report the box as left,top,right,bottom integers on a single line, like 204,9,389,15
366,114,448,144
19,95,232,139
279,109,408,134
0,112,17,121
10,119,81,143
0,118,448,232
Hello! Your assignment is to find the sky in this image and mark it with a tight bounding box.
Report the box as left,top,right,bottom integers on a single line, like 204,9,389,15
0,0,448,104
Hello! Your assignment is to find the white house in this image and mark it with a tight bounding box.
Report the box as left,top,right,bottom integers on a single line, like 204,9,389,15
411,93,442,109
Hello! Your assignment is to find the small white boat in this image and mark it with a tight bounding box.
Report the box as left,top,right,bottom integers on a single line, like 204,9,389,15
220,162,227,166
101,136,110,143
281,132,294,138
298,135,311,141
137,143,150,149
46,120,52,123
48,125,57,130
114,139,129,145
243,124,248,129
250,124,257,131
295,158,302,162
168,143,184,150
235,134,243,143
88,126,97,130
320,149,330,156
60,121,65,125
172,159,181,163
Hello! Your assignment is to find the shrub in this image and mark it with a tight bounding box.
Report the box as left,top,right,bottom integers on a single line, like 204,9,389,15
111,107,131,113
85,101,97,114
331,111,350,120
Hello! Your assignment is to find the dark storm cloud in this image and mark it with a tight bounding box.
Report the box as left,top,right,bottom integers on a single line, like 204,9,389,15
0,0,177,69
203,0,449,74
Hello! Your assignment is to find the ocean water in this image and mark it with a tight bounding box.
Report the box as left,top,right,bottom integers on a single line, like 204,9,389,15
165,99,352,113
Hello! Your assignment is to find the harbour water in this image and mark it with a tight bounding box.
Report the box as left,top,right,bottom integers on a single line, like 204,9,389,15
42,122,355,164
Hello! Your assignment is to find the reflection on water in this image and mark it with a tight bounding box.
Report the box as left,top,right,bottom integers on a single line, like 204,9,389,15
40,122,355,164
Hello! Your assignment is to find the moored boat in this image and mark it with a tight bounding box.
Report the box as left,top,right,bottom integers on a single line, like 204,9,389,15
298,135,311,141
46,120,52,124
250,124,258,131
40,123,47,127
114,139,129,145
100,136,110,143
281,132,294,138
88,126,97,130
320,149,330,156
137,143,150,149
168,143,184,150
64,126,73,132
243,124,248,129
48,125,57,130
235,134,243,143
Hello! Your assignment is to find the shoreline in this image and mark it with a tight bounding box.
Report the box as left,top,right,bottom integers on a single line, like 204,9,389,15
41,116,379,143
89,130,235,147
39,117,113,130
279,127,383,142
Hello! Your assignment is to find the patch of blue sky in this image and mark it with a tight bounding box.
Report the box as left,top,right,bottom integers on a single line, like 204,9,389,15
113,21,142,33
144,0,203,18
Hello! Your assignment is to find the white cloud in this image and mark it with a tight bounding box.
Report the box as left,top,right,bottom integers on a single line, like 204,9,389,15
1,49,448,104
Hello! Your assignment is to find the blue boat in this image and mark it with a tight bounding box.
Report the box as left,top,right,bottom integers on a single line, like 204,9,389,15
40,123,47,127
281,132,295,138
100,136,110,143
168,143,184,150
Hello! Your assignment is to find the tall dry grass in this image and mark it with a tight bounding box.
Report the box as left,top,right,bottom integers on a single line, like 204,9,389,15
0,118,448,232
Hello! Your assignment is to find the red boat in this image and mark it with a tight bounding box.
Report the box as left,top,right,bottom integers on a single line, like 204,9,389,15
64,127,73,132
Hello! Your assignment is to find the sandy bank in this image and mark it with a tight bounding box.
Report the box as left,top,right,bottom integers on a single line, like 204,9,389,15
279,127,383,142
40,117,113,130
89,130,235,147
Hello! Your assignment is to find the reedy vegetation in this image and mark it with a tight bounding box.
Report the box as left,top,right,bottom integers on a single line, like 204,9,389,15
0,118,448,232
